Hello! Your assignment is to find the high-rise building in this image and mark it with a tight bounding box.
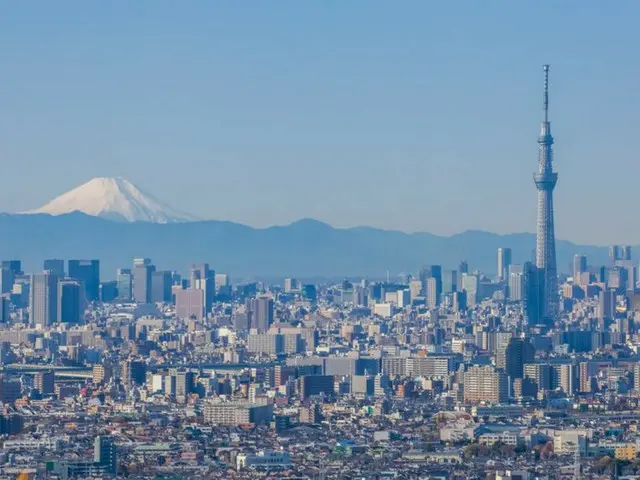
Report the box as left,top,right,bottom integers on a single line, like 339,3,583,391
504,337,535,381
442,270,457,294
524,363,552,392
508,272,524,301
573,255,587,281
597,290,616,322
175,288,205,320
30,271,59,327
94,436,117,475
1,261,22,275
68,260,100,302
190,263,215,313
497,248,512,280
426,277,440,308
551,364,575,396
0,295,10,323
116,268,133,301
121,360,146,386
57,280,82,324
298,375,335,400
133,258,154,304
0,268,14,295
419,265,442,301
461,274,478,306
533,65,559,321
34,370,55,395
523,262,543,326
43,259,65,276
463,365,508,404
283,278,299,293
151,270,172,303
247,296,275,332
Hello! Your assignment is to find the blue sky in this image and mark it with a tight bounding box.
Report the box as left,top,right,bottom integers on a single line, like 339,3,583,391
0,1,638,245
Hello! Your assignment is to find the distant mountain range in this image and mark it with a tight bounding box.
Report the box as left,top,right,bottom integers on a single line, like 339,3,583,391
0,212,616,280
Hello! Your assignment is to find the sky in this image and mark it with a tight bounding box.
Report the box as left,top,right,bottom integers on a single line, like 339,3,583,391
0,1,639,245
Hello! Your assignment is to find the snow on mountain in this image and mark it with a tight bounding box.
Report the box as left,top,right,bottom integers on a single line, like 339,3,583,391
25,177,198,223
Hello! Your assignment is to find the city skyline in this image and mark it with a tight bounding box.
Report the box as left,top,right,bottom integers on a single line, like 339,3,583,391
1,2,640,244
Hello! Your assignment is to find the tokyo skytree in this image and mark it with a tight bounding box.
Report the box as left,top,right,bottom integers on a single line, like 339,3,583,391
533,64,559,320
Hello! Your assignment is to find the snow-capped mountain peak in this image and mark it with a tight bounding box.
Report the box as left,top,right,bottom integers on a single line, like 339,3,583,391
25,177,198,223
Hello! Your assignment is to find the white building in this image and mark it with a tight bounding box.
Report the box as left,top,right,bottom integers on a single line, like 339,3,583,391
236,451,291,470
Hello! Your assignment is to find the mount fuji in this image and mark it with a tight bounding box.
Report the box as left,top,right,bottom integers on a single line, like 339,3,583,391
24,177,198,223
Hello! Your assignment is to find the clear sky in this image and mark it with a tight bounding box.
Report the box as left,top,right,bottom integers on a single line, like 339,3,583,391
1,1,638,245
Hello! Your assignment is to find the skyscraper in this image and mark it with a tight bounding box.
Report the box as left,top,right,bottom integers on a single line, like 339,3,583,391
190,263,215,313
151,270,172,303
68,259,100,302
497,247,512,280
43,259,65,276
116,268,133,301
30,271,59,327
572,255,587,281
57,280,82,323
533,65,559,320
247,296,274,332
133,258,154,304
523,261,543,326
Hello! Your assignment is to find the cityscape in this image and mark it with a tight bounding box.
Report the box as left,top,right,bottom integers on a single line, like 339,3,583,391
2,3,640,480
0,63,638,479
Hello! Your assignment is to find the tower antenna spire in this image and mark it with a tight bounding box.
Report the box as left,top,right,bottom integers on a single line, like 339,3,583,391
543,64,550,123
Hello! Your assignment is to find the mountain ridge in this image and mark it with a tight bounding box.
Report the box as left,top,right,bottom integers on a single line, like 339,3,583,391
0,211,619,279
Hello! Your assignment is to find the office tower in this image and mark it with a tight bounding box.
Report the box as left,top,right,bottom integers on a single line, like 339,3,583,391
610,245,621,265
1,261,22,275
175,288,205,320
43,259,64,277
247,296,274,332
30,271,59,327
283,278,299,293
116,268,133,301
504,337,535,381
94,436,117,475
442,270,457,294
68,259,100,302
426,277,439,308
151,270,172,303
0,295,9,323
57,280,81,324
573,255,587,281
419,265,442,300
533,65,559,320
461,273,478,306
463,365,508,404
175,371,195,398
458,261,468,275
121,360,146,386
215,273,230,292
523,262,543,326
0,268,14,294
34,371,55,395
497,248,512,280
190,263,215,313
133,258,154,304
508,272,524,301
597,290,616,322
452,290,467,312
100,281,118,302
